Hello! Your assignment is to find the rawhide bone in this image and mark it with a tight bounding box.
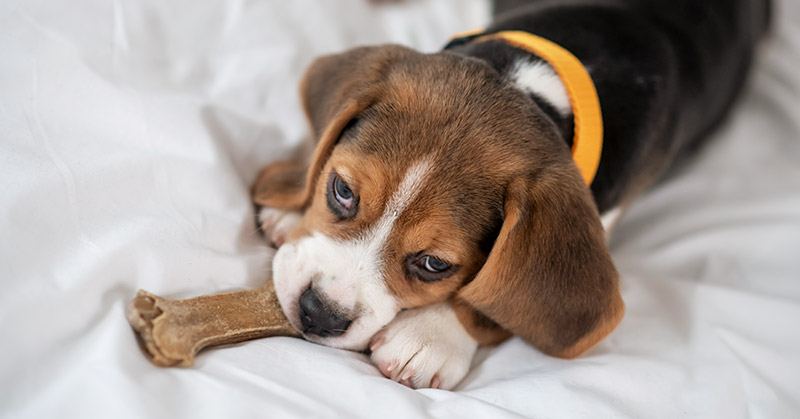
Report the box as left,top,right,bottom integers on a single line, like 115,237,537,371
126,279,300,367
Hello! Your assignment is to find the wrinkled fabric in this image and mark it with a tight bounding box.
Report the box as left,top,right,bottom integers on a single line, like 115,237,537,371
1,1,798,418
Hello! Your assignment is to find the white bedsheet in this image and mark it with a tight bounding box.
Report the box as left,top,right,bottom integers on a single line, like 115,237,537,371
1,0,799,418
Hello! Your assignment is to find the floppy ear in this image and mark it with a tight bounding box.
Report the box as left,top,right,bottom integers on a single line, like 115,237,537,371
457,171,624,358
252,45,412,209
252,161,308,209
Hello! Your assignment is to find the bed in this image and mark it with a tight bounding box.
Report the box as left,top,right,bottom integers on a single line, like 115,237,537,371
1,0,798,417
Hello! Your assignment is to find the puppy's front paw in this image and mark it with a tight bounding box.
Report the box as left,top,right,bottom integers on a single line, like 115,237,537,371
258,207,302,248
369,303,478,390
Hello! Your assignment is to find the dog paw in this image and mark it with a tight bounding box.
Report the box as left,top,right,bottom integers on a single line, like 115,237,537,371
369,303,478,390
258,207,302,248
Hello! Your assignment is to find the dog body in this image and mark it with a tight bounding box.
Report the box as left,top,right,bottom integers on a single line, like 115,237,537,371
253,0,769,389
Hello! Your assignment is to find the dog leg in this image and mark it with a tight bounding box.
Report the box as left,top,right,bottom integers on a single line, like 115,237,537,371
369,302,478,390
259,207,302,248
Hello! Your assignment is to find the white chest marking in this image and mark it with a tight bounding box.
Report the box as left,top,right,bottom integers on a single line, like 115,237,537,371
509,59,572,117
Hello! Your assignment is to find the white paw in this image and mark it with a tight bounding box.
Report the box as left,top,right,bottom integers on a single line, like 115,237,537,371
258,207,302,248
369,303,478,390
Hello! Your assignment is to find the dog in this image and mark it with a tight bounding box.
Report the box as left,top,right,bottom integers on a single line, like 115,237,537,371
251,0,770,390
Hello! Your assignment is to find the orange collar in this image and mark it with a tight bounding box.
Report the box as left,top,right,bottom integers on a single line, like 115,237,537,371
453,30,604,186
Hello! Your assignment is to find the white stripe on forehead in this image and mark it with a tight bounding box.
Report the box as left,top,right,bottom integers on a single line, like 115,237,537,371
388,159,434,217
372,159,433,243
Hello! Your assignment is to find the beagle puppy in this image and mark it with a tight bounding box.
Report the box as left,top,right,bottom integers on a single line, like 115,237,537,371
252,0,770,390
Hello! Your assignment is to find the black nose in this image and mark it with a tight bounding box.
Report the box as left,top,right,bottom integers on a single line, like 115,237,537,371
298,288,352,338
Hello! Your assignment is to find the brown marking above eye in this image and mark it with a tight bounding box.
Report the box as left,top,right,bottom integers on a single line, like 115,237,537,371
326,171,359,220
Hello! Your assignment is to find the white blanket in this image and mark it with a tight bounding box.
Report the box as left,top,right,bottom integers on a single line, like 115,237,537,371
1,0,798,417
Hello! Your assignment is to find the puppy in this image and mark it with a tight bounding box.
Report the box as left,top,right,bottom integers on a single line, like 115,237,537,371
252,0,770,390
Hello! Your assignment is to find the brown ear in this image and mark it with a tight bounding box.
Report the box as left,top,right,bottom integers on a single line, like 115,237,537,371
252,161,308,209
252,45,413,209
457,172,624,358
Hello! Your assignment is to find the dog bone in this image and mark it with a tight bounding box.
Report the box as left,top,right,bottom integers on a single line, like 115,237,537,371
126,279,300,367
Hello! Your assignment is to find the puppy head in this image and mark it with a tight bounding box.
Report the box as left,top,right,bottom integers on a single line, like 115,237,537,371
254,45,623,355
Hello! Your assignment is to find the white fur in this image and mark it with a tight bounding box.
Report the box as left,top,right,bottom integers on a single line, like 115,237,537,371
273,232,401,350
367,159,433,252
370,302,478,390
272,160,434,350
259,207,302,248
509,59,571,117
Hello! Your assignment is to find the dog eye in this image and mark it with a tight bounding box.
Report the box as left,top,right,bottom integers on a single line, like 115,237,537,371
333,176,353,208
326,172,359,220
422,256,449,273
406,254,456,283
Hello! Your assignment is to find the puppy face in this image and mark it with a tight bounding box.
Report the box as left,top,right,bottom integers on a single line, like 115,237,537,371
273,76,514,349
257,45,623,356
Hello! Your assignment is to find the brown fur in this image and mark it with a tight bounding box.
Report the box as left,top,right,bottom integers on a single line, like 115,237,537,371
252,44,624,358
452,296,512,346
